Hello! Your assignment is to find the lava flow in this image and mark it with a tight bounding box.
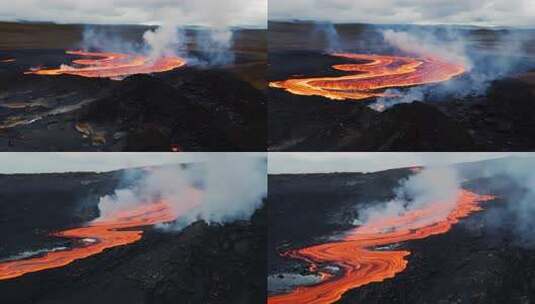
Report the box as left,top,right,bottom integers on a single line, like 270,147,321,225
0,201,176,280
25,51,185,79
270,53,465,101
268,189,495,304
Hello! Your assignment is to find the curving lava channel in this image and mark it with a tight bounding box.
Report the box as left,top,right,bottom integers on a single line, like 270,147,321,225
269,53,465,101
0,201,177,280
268,189,495,304
25,51,186,79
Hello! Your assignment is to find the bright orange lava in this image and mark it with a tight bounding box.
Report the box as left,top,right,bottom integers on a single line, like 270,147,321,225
0,201,177,280
269,53,465,101
25,51,186,79
268,189,495,304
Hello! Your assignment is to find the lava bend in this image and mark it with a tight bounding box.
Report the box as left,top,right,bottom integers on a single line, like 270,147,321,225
269,53,465,101
0,202,175,280
26,51,186,79
268,189,494,304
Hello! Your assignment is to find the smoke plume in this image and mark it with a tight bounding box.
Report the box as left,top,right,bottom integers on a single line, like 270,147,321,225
462,157,535,248
368,28,532,111
97,154,267,230
356,166,461,226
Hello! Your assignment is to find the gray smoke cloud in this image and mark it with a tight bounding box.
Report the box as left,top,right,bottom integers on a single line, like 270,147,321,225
460,157,535,248
76,0,267,66
355,166,461,226
97,154,267,230
367,28,533,111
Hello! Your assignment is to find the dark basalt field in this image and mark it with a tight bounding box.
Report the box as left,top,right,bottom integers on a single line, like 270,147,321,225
268,157,535,303
0,23,267,151
0,168,266,304
268,22,535,151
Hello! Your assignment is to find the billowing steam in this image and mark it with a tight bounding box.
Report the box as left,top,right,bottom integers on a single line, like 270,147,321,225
98,154,267,230
143,21,184,60
368,28,533,111
313,22,341,52
463,157,535,248
78,0,266,66
355,166,460,226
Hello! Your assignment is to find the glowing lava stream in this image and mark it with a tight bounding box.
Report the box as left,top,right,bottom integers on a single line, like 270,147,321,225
268,189,495,304
0,201,182,280
25,51,186,79
269,53,465,101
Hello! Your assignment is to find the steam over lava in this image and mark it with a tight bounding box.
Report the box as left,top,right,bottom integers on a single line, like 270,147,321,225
268,189,494,304
25,51,186,79
0,198,196,280
270,53,465,101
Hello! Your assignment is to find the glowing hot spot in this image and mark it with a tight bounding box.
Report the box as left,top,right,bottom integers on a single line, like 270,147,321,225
268,189,494,304
270,53,465,101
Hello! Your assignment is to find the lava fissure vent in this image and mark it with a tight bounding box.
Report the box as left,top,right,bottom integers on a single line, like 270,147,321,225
25,51,186,79
268,189,495,304
269,53,465,101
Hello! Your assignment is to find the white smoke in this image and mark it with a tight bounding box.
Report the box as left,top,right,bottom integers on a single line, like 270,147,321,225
97,154,267,230
357,166,461,226
143,22,184,60
369,88,425,112
381,29,470,68
369,28,532,111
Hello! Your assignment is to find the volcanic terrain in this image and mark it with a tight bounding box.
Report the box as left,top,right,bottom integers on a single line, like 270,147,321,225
268,21,535,151
0,22,266,151
0,166,266,304
268,157,535,303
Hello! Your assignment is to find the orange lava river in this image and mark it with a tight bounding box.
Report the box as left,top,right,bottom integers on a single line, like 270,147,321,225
268,189,495,304
269,53,465,101
0,202,177,280
25,51,186,79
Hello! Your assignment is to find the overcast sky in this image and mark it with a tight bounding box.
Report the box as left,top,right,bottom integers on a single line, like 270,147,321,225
268,153,535,174
269,0,535,28
0,153,264,174
0,0,266,28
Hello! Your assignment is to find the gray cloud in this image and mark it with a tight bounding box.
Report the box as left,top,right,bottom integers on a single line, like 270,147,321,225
268,153,534,174
0,0,266,28
0,152,265,174
269,0,535,27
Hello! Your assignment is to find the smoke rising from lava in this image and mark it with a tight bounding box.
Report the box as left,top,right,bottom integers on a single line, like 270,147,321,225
98,154,267,230
461,157,535,248
356,166,461,226
369,28,533,111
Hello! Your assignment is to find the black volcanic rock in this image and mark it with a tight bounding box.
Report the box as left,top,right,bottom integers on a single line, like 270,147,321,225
357,102,475,151
282,101,475,151
77,69,266,151
0,170,266,304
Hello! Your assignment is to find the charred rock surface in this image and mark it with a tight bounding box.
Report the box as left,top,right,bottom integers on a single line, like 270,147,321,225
268,158,535,303
0,170,266,304
0,50,266,151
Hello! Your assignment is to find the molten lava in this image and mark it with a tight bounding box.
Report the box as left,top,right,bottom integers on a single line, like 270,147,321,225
25,51,185,79
270,53,465,101
0,202,176,280
268,189,494,304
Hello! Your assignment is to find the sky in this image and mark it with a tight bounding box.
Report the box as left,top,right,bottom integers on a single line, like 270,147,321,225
0,153,265,174
268,153,535,174
0,0,267,28
269,0,535,28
